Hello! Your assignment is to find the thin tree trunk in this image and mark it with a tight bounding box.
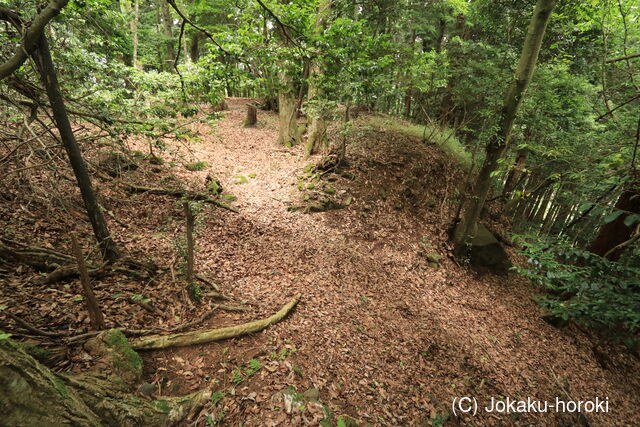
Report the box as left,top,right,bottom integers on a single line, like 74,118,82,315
503,148,528,196
541,203,559,234
533,187,554,224
32,35,119,262
453,0,556,251
183,202,195,285
71,234,105,330
305,0,331,156
119,0,142,69
160,0,175,71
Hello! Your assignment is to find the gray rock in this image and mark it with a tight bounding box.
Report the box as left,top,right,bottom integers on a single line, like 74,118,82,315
466,224,512,272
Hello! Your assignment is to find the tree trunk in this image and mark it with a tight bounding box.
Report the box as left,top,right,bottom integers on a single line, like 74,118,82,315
587,183,640,260
71,234,105,330
453,0,556,252
305,0,331,157
189,32,201,62
120,0,141,69
245,103,257,126
0,330,210,426
32,35,120,262
160,0,175,72
403,88,413,119
305,61,327,155
502,148,528,196
277,72,300,147
533,187,554,224
541,203,559,234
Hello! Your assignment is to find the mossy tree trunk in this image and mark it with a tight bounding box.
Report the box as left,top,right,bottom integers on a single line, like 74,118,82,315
453,0,556,253
0,330,211,426
305,0,331,157
277,71,300,147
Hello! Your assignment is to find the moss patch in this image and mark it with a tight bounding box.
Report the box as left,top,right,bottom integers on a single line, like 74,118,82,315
104,329,142,374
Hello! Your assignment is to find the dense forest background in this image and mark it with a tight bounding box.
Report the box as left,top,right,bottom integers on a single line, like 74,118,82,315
1,0,639,425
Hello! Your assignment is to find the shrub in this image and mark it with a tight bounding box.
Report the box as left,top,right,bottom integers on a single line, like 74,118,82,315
515,236,640,347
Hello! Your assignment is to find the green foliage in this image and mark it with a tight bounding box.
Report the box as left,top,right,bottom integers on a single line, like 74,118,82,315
184,161,209,171
231,368,244,385
189,283,203,301
232,175,249,184
211,390,224,405
516,236,640,344
246,358,262,374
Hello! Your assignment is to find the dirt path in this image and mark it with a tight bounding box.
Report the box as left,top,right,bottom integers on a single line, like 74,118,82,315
144,99,639,426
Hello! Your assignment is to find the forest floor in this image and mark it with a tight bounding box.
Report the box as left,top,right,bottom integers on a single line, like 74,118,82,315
1,98,639,426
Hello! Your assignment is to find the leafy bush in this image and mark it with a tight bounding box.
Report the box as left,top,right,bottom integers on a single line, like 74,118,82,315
515,236,640,346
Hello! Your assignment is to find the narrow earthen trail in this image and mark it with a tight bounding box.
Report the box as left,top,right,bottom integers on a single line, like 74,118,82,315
152,99,639,426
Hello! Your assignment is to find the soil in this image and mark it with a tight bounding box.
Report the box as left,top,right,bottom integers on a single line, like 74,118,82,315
1,98,639,426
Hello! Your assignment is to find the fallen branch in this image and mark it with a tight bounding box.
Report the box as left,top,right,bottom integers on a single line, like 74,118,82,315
33,263,149,285
130,293,301,350
124,183,239,213
0,240,72,270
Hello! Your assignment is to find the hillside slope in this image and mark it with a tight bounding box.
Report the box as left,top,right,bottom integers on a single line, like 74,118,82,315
1,98,638,426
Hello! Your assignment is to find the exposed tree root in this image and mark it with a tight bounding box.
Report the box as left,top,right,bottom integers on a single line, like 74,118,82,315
1,329,212,426
0,239,153,284
195,274,220,291
124,183,239,213
130,293,301,350
2,310,68,337
0,239,72,270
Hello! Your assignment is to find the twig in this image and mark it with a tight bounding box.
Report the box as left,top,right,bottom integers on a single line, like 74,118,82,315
165,0,233,57
596,93,640,121
603,223,640,259
2,310,68,337
184,201,195,285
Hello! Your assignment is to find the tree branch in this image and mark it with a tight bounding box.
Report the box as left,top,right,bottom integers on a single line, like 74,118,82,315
596,93,640,121
254,0,301,47
165,0,232,57
603,223,640,259
606,53,640,64
0,0,70,80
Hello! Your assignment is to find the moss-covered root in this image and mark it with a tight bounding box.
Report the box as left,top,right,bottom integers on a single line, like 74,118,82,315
0,331,212,426
0,338,102,426
131,293,302,350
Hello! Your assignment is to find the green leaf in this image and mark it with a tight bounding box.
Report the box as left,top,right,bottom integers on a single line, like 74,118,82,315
603,210,623,224
624,214,640,227
0,332,11,340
